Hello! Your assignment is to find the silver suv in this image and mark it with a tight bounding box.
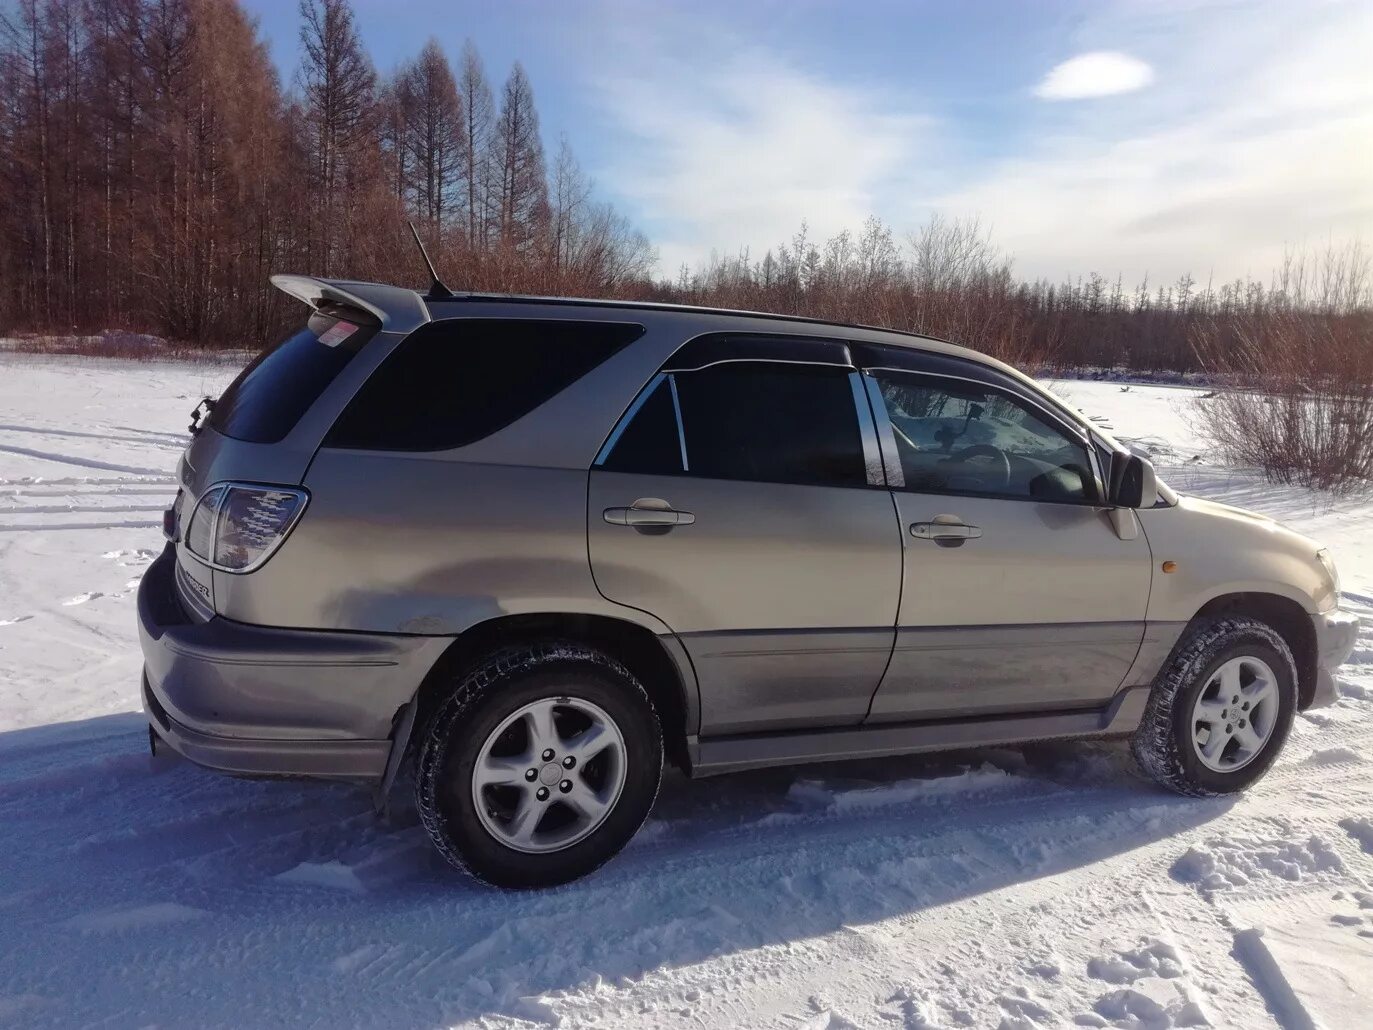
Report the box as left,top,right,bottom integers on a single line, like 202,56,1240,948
138,274,1360,888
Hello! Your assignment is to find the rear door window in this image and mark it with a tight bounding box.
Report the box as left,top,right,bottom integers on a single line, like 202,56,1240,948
677,363,866,487
325,319,644,451
599,361,868,488
210,311,374,444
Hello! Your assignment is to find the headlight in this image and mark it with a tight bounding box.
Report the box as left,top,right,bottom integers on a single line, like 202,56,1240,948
1316,549,1341,609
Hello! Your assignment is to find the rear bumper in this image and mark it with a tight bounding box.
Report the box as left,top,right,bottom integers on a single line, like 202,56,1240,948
1307,606,1361,710
137,545,449,782
142,673,391,780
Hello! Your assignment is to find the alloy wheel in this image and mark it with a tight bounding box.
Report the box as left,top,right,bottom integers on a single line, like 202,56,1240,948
470,696,628,854
1190,656,1279,773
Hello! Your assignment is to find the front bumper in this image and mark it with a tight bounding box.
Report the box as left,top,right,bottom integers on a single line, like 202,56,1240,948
138,546,449,782
1307,606,1361,709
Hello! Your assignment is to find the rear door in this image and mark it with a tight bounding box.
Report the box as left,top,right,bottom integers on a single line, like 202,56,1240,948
172,310,379,619
860,355,1152,721
588,336,904,736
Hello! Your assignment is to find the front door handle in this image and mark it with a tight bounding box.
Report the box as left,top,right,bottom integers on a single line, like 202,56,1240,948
604,498,696,529
911,518,981,546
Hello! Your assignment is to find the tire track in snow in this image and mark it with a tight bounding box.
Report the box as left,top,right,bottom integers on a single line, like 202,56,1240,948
0,485,171,498
0,442,166,476
0,476,170,488
0,423,183,449
0,520,160,533
0,504,166,516
107,424,189,444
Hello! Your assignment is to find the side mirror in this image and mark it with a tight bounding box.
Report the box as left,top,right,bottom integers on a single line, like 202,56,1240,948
1111,453,1157,509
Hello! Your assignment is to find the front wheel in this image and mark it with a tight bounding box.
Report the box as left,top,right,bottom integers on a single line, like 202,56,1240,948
415,643,663,888
1131,616,1297,796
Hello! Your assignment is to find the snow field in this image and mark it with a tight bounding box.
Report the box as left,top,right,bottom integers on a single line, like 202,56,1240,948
0,360,1370,1028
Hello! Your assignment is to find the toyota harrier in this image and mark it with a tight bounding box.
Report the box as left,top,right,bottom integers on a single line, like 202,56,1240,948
137,274,1360,888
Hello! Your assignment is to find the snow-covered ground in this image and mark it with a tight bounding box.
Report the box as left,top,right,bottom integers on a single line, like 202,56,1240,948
0,358,1370,1029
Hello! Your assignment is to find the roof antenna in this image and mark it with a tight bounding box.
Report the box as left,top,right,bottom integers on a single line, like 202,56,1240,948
407,221,454,300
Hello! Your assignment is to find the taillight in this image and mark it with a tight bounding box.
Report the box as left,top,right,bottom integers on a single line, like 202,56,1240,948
184,483,308,572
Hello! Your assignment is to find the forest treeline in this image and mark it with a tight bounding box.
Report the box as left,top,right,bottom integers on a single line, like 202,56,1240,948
659,219,1372,374
0,0,654,347
1,0,1369,374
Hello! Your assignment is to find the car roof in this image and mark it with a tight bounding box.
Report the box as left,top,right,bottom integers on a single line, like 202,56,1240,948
269,273,1021,377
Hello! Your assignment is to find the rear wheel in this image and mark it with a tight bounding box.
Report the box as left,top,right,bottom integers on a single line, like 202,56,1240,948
415,642,663,888
1131,617,1297,796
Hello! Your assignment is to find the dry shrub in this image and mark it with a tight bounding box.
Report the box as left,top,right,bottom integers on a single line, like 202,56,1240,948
0,331,244,363
1192,249,1373,491
657,216,1061,372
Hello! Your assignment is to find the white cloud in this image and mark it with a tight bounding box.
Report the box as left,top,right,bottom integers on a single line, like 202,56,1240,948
581,1,1373,285
1034,51,1154,100
588,21,935,276
935,2,1373,284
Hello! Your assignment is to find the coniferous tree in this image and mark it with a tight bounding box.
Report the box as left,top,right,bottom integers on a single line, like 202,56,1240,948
456,38,493,248
548,134,588,273
1,0,57,321
0,0,654,342
297,0,376,273
492,61,546,251
395,38,461,230
377,78,408,205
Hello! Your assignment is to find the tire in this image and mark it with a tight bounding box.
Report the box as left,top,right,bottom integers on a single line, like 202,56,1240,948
415,641,663,888
1131,616,1297,797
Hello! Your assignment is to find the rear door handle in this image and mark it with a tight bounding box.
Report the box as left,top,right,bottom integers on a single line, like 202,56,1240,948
910,519,981,544
604,498,695,528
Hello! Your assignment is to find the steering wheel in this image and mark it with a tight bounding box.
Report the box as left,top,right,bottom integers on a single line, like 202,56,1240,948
944,444,1012,490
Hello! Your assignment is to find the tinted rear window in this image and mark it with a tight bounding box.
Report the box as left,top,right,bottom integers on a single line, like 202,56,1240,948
325,319,644,451
674,363,866,488
210,312,374,444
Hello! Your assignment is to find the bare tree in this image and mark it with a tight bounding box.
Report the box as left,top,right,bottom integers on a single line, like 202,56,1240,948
456,38,493,248
492,61,545,251
547,134,588,271
1,0,56,321
389,39,461,230
5,0,1363,406
376,78,409,204
297,0,376,272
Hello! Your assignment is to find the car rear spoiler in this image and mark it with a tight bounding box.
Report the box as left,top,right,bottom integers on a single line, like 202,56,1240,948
270,275,431,334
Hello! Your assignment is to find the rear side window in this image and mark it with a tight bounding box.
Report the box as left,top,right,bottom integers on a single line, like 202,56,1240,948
599,362,867,489
210,312,374,444
326,319,644,451
677,364,866,487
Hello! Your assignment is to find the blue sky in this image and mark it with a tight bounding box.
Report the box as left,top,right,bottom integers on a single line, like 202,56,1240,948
245,0,1372,284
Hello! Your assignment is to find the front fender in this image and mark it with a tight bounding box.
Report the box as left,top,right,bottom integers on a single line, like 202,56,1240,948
1137,499,1330,622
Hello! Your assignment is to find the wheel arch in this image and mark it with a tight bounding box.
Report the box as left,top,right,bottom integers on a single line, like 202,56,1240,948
404,612,697,776
1189,592,1317,708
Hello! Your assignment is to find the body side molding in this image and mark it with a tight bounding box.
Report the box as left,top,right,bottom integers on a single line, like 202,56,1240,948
687,686,1152,777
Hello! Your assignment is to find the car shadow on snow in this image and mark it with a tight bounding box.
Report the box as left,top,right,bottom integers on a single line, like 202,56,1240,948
0,713,1236,1028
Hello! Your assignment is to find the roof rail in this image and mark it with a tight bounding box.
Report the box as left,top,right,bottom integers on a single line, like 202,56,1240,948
424,290,958,342
269,273,981,361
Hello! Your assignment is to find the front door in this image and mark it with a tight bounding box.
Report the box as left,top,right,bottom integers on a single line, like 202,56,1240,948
862,365,1152,721
588,349,903,736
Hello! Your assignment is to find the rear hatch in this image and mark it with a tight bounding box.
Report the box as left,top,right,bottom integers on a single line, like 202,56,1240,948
169,307,380,620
